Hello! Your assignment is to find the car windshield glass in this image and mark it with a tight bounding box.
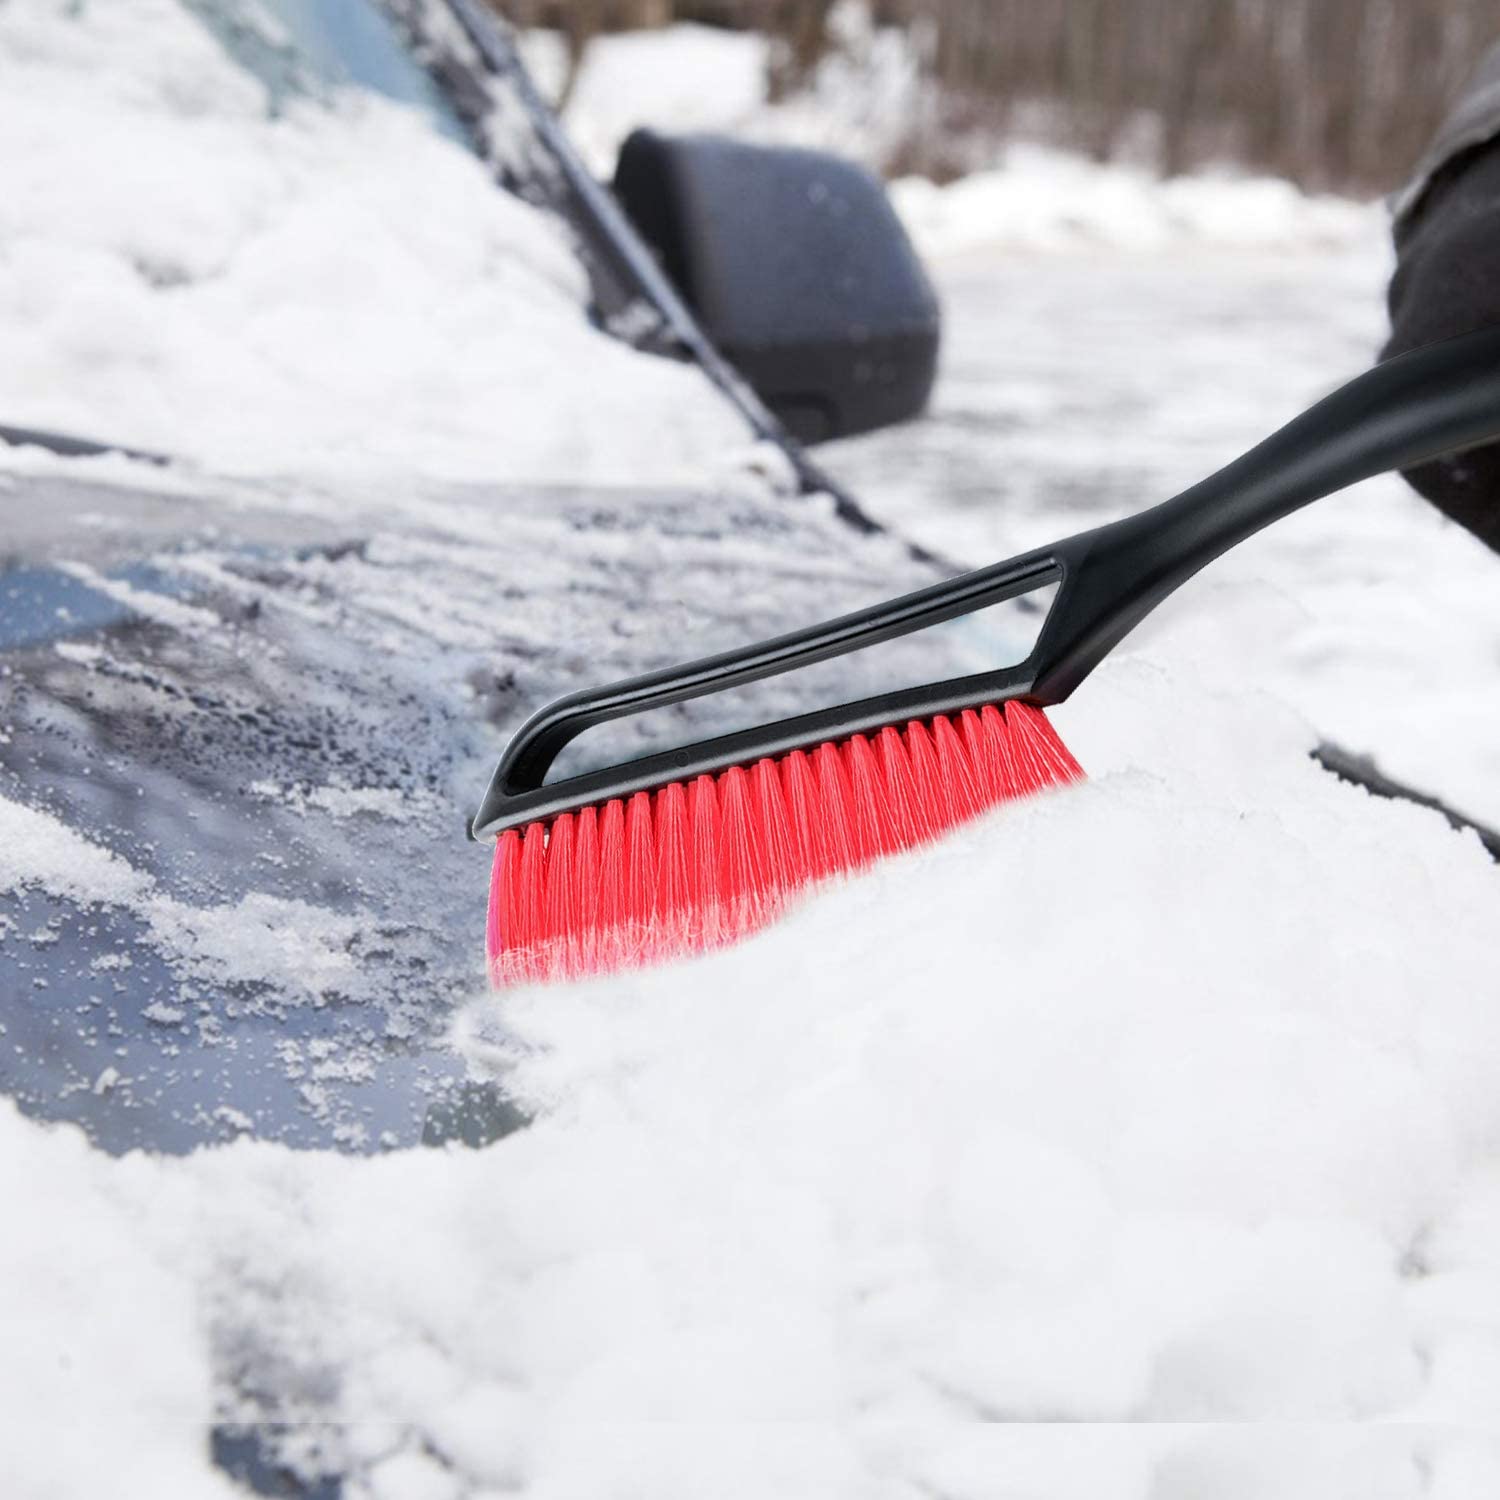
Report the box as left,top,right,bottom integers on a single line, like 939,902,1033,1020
184,0,472,146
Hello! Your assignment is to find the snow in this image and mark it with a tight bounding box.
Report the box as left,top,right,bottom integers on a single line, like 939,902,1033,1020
3,3,1500,1496
0,792,372,1007
0,0,748,486
534,3,928,183
5,637,1500,1493
0,792,154,911
522,21,772,174
58,558,224,635
0,1105,237,1498
889,149,1378,257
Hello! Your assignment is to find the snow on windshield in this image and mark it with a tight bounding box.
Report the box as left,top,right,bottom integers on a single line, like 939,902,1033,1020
0,0,749,485
7,609,1500,1496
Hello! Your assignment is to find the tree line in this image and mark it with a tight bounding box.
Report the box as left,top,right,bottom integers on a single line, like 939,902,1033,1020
495,0,1500,193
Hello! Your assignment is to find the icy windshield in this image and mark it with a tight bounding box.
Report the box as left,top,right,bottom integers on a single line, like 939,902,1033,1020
184,0,472,146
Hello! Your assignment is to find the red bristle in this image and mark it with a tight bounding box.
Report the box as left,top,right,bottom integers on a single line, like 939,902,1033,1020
752,758,799,899
487,703,1085,986
572,805,601,967
813,741,860,871
957,708,999,802
596,798,626,941
688,773,721,946
487,829,519,981
1001,702,1045,791
875,724,928,845
502,822,548,982
845,733,897,855
622,791,657,965
716,764,765,929
1011,700,1085,783
654,780,691,947
982,703,1023,801
624,792,656,914
541,812,576,971
932,714,984,822
781,749,825,878
1004,701,1073,794
518,821,548,925
903,719,950,836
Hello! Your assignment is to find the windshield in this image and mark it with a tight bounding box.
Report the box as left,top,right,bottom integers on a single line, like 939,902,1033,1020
184,0,472,146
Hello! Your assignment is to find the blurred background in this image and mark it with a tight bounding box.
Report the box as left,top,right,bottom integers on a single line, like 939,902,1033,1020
496,0,1494,194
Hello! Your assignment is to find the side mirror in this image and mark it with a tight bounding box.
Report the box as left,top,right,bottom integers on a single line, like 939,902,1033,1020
613,129,940,445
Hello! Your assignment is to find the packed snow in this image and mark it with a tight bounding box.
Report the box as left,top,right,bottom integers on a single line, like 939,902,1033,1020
3,3,1500,1498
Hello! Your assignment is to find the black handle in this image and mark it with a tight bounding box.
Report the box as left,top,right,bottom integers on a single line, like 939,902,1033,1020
1032,324,1500,700
473,327,1500,839
474,547,1062,833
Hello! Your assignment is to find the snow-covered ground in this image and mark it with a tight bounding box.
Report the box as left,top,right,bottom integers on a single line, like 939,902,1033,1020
3,5,1500,1498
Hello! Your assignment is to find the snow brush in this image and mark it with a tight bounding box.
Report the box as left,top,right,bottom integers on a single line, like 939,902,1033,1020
472,327,1500,985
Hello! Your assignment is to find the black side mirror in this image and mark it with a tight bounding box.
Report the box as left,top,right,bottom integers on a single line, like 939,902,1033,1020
613,129,940,445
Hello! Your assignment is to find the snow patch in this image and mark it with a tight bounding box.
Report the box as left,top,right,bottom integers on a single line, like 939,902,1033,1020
0,793,369,1007
57,559,223,635
891,147,1380,257
0,794,155,910
250,778,436,822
